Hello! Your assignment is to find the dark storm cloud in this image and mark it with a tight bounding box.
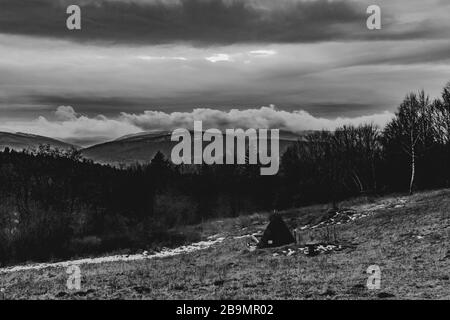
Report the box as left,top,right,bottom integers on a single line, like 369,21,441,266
0,0,373,45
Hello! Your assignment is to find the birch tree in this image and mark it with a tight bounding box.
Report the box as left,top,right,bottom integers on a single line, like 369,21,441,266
384,91,432,195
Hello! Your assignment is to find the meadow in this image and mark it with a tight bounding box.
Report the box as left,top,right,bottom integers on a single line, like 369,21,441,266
1,189,448,300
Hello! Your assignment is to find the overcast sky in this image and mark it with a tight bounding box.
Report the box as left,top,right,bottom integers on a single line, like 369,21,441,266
1,0,450,146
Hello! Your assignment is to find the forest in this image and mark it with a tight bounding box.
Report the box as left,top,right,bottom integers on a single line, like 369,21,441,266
1,82,450,265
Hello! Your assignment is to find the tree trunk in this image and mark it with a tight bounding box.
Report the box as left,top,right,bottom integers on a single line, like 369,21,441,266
409,146,416,195
371,157,377,192
352,171,364,193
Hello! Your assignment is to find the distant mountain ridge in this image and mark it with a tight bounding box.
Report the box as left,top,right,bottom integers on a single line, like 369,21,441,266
0,130,313,166
0,131,78,152
81,130,311,166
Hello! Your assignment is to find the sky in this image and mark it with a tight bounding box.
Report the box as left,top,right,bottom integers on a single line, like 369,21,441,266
1,0,450,146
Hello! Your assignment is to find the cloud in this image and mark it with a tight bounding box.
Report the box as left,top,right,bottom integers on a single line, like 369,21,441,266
205,53,232,63
0,0,398,45
249,50,277,57
2,36,450,122
55,105,78,120
0,106,394,146
2,0,448,46
120,105,394,132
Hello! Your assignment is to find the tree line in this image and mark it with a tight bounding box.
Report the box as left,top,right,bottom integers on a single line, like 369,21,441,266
282,83,450,207
1,82,450,265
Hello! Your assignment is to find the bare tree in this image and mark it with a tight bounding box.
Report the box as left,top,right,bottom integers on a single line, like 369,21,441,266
384,91,432,195
430,82,450,185
333,124,380,193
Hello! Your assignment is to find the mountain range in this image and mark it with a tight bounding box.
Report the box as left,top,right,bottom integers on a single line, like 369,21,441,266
0,130,311,165
0,131,77,151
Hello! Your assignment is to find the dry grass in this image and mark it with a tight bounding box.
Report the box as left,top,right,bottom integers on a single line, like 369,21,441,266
1,189,449,300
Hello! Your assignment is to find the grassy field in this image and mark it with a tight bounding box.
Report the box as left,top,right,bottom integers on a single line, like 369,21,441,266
1,189,449,300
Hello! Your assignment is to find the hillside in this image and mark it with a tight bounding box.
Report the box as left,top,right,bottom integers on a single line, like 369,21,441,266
81,132,175,165
0,131,77,151
0,189,448,299
81,131,309,166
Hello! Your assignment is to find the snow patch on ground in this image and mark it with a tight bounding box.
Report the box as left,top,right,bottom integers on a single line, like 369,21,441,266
304,197,408,230
271,244,343,257
0,237,225,274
